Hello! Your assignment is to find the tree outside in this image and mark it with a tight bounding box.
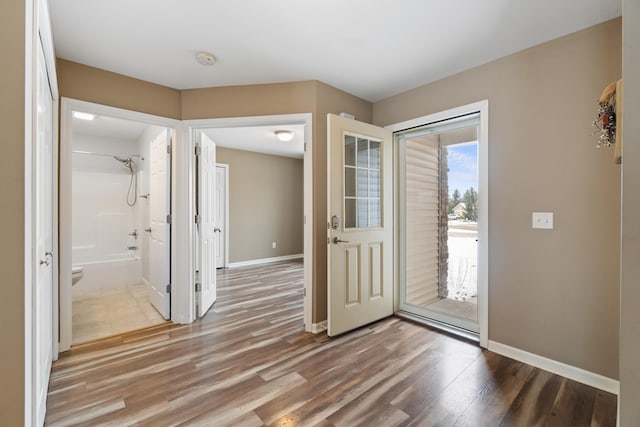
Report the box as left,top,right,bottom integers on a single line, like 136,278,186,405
448,189,461,214
448,187,478,221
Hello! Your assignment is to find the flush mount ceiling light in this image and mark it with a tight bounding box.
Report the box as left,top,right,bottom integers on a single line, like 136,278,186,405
73,111,96,121
274,130,295,142
195,51,216,66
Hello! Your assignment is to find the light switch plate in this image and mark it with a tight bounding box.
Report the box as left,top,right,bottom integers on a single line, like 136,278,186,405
532,212,553,229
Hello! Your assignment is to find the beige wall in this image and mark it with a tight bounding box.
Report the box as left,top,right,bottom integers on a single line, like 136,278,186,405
216,147,303,263
1,0,25,424
56,59,182,120
181,82,316,119
620,2,640,425
374,19,622,378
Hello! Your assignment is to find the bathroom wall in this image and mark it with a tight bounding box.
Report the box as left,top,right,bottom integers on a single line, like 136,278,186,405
72,133,143,289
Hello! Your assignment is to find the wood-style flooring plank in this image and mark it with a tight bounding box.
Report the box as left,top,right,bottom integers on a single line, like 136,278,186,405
45,260,617,426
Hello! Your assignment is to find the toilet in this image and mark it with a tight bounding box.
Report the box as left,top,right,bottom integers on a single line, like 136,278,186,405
71,265,84,286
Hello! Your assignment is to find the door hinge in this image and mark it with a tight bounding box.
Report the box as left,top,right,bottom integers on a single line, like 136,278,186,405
195,282,201,292
327,237,330,244
167,144,172,154
195,145,201,156
166,284,171,293
166,214,172,224
303,288,307,297
304,142,307,152
195,214,200,224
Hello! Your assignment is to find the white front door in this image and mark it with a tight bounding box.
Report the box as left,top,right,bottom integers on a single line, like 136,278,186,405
197,133,217,317
327,114,393,336
34,37,54,425
149,130,171,319
215,165,227,268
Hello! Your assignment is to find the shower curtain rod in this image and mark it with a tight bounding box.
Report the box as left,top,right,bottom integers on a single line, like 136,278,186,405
72,150,143,159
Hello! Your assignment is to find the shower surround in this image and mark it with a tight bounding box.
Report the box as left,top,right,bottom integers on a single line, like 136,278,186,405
71,133,147,291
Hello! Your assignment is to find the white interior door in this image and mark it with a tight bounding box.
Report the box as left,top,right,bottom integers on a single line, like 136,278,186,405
149,130,171,319
215,165,227,268
34,37,54,425
327,114,393,336
197,133,217,317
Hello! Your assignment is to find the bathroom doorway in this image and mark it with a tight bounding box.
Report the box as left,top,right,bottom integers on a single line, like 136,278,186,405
59,99,179,349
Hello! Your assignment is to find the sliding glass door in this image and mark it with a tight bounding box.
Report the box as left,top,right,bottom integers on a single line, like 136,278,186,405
397,113,481,335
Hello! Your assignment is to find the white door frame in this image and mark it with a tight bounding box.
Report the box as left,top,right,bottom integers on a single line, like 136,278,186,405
179,114,313,330
386,100,489,348
59,98,179,350
216,163,230,269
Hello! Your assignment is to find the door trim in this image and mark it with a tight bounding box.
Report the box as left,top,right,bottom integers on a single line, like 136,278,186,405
215,163,230,269
59,98,180,350
181,114,313,331
386,100,489,348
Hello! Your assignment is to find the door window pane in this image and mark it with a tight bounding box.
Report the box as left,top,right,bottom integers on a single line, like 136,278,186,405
344,134,382,229
345,135,356,166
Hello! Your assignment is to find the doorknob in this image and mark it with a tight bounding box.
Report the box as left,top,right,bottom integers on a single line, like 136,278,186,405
214,227,222,233
40,258,51,266
333,237,350,244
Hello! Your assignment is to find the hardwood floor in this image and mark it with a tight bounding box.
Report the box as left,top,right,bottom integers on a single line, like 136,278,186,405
46,260,617,426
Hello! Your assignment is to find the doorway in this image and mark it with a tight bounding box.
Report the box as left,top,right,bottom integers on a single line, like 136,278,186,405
215,164,229,269
391,101,489,344
184,114,313,328
59,99,180,350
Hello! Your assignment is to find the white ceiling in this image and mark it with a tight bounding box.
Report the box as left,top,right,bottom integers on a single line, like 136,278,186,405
204,125,305,159
72,114,150,141
50,0,621,102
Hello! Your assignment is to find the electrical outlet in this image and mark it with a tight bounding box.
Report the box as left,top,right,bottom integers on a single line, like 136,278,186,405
532,212,553,229
272,241,277,249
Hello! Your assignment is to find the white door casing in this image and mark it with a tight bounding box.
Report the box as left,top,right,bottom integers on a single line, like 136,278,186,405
215,165,228,268
327,114,394,336
149,130,171,319
34,36,54,426
197,133,217,316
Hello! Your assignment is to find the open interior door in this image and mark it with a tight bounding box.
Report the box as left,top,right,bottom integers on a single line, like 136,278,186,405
197,132,217,317
34,37,54,425
327,114,393,336
149,129,171,319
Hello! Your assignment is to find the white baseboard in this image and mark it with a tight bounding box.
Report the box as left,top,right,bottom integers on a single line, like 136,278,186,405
308,320,327,334
488,340,619,395
228,254,303,268
142,277,150,288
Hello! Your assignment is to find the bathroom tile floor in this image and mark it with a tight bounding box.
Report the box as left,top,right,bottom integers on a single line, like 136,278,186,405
72,283,167,344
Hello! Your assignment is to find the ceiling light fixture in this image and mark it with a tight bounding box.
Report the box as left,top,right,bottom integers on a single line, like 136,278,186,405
195,51,216,66
73,111,96,121
274,130,295,142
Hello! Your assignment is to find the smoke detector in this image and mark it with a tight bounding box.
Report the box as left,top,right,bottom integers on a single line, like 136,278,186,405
195,51,216,66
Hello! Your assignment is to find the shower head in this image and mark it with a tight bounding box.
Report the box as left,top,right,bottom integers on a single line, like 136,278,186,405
113,156,133,168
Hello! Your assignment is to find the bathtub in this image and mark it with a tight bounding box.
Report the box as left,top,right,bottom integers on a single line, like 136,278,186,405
73,255,142,291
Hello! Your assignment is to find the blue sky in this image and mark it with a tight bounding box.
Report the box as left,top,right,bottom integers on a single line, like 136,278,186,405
447,142,477,196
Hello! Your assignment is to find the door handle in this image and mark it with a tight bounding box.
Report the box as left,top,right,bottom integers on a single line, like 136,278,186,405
333,237,349,244
214,227,222,233
40,258,50,266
